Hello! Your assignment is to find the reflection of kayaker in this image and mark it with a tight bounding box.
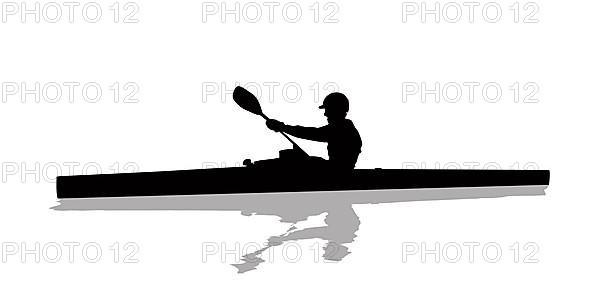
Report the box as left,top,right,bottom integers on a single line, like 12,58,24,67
265,92,363,170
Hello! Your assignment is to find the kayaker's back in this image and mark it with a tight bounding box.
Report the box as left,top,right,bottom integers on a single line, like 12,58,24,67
326,119,362,170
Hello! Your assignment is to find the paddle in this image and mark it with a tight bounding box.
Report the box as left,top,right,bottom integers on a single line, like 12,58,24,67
233,86,308,156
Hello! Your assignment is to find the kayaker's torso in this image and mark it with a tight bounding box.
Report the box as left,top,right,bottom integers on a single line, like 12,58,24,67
283,119,362,169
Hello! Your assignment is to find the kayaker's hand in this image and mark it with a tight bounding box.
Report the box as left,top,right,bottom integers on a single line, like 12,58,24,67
266,119,285,132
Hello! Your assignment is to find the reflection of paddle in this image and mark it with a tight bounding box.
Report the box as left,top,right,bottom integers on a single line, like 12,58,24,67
233,86,308,156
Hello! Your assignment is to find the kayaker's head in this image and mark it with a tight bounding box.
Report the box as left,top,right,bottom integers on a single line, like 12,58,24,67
320,92,349,124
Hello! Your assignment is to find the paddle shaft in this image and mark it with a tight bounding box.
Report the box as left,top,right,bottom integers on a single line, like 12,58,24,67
259,113,308,156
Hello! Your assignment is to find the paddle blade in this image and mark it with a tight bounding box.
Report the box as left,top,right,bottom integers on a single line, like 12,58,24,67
233,86,263,116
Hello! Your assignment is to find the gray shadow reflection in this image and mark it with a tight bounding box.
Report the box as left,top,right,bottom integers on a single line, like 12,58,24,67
53,185,547,273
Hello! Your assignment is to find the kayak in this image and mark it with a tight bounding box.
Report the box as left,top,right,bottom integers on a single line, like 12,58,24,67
56,87,550,200
56,153,550,199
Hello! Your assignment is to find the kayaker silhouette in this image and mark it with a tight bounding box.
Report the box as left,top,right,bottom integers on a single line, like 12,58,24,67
265,92,363,170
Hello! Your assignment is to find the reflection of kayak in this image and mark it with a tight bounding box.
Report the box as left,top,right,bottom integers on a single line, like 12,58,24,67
56,151,550,199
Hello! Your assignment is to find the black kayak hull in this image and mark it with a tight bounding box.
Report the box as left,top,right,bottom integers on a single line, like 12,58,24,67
56,168,550,199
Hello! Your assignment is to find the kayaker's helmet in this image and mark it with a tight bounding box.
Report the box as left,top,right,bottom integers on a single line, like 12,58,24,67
319,92,349,113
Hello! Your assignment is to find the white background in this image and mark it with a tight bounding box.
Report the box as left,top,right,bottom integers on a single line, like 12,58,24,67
1,0,599,299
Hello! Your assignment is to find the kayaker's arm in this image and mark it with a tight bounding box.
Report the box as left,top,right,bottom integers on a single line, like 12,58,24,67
282,125,328,142
266,119,328,142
